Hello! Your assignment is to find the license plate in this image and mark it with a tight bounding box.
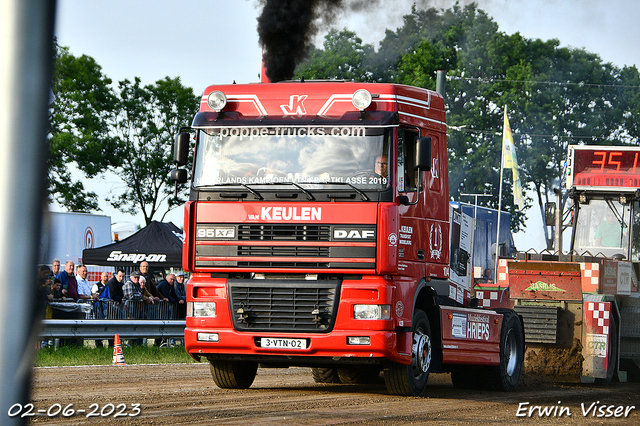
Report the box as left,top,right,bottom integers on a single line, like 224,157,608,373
260,338,307,350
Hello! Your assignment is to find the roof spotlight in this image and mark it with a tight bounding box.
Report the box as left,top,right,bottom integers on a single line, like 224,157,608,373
207,90,227,112
352,89,372,111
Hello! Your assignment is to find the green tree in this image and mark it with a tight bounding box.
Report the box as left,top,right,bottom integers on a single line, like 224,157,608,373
49,44,118,211
295,29,375,81
295,1,640,246
107,77,198,225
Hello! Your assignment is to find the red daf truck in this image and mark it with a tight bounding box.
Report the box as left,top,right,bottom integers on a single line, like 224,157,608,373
491,145,640,383
170,81,525,396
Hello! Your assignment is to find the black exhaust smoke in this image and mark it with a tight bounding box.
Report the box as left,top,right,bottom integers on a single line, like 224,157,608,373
257,0,343,83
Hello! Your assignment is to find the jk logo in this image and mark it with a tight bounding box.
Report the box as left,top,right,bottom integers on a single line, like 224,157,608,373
281,95,308,115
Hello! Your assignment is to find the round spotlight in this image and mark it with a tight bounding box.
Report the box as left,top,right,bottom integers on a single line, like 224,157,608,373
352,89,372,111
207,91,227,112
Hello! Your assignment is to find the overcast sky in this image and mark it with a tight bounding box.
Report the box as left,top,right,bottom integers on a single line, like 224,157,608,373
53,0,640,248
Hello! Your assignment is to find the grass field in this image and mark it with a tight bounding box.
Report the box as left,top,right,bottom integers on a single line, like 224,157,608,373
35,341,196,367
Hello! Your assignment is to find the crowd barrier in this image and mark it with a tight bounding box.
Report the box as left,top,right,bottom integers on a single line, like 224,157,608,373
47,299,184,320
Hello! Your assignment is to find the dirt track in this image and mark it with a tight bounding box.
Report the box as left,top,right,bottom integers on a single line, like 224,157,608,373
23,363,638,425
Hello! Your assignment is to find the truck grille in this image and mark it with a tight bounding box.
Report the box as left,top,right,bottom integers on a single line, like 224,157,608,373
237,246,330,257
238,225,331,241
228,280,340,333
195,223,376,271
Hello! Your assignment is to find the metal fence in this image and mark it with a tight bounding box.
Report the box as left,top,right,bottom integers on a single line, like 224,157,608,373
43,300,186,341
47,299,184,320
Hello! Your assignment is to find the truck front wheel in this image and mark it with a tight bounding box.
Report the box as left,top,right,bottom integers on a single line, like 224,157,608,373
209,359,258,389
384,309,432,396
488,309,524,391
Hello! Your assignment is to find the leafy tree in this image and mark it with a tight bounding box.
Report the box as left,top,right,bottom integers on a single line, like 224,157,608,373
50,44,199,223
49,44,118,211
107,77,199,225
295,29,375,81
295,1,640,247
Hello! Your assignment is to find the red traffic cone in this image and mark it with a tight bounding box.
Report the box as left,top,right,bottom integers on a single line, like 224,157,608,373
112,334,126,365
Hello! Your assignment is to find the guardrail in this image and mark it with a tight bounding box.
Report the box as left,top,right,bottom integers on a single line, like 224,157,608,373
40,319,186,339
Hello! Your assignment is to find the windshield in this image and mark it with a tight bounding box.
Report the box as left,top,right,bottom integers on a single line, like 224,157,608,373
573,199,631,257
192,126,391,189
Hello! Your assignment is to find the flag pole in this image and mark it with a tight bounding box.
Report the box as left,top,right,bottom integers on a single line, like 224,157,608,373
494,106,507,282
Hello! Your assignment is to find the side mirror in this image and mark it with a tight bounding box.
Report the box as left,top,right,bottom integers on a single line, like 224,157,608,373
174,132,190,167
415,137,432,171
170,168,187,184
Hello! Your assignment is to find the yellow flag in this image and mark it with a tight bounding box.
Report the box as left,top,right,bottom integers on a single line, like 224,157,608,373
503,107,524,209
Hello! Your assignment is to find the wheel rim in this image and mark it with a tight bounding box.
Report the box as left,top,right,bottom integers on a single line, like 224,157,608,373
412,328,432,376
504,328,518,376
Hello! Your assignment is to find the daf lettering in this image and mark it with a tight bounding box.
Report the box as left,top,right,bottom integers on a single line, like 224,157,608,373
333,229,375,239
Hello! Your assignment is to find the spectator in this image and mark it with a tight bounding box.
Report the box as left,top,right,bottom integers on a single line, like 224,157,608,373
45,278,64,300
139,261,166,302
156,274,178,303
92,272,109,298
57,260,78,301
139,276,155,305
38,265,52,305
38,265,51,287
174,272,187,303
50,258,61,279
75,265,95,301
123,272,154,329
122,271,143,302
103,269,125,303
173,272,187,319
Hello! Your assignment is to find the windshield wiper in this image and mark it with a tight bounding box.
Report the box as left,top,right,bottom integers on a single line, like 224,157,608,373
251,181,316,200
322,182,370,201
212,183,263,200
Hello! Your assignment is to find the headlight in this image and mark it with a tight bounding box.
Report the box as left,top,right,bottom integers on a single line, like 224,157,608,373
352,89,372,110
353,304,391,320
190,302,216,317
197,333,219,342
207,90,227,112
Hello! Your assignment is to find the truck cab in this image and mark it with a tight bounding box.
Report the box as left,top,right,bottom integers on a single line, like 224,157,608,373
173,81,524,395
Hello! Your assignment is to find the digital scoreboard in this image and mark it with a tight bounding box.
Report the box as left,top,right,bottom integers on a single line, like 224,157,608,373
567,145,640,190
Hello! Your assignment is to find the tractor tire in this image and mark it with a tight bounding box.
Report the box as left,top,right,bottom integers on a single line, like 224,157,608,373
311,367,341,383
209,359,258,389
486,309,524,391
384,309,432,396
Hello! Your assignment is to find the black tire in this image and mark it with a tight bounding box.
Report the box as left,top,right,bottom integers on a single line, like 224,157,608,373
384,309,432,396
209,360,258,389
596,318,618,384
450,366,482,390
486,309,524,391
337,366,381,384
311,367,341,383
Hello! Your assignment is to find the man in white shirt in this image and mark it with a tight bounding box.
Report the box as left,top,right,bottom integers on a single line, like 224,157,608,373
76,265,96,300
